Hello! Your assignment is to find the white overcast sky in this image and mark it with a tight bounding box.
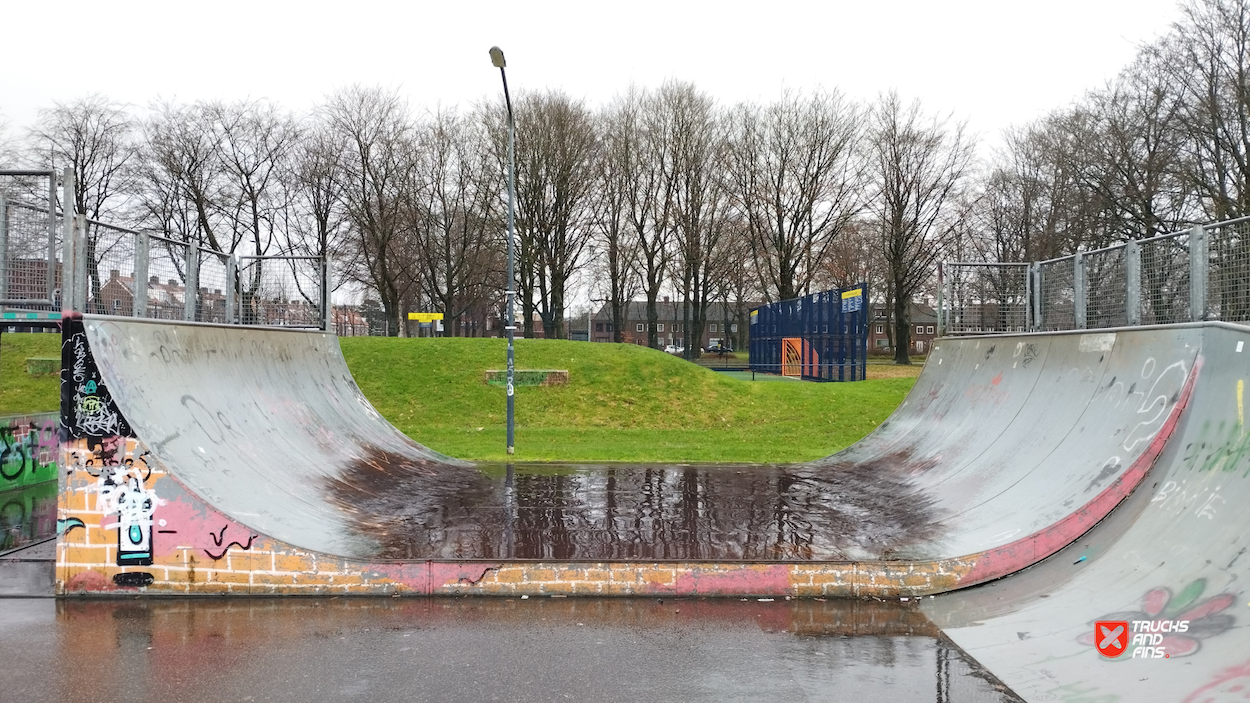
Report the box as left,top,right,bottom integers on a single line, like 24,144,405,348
4,0,1183,156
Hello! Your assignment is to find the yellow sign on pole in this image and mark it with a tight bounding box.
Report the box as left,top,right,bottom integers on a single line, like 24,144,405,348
407,312,444,323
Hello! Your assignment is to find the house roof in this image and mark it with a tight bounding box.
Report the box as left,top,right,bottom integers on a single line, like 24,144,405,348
591,300,758,322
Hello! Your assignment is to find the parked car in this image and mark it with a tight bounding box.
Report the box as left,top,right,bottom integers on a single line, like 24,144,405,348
706,343,733,354
663,345,685,355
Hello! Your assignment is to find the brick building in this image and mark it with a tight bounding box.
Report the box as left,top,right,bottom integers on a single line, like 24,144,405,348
868,300,940,355
579,299,755,350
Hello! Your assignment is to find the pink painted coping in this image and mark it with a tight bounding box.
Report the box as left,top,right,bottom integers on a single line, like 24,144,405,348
957,355,1202,587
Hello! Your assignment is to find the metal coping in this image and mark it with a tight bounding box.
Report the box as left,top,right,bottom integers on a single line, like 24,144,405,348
79,313,324,334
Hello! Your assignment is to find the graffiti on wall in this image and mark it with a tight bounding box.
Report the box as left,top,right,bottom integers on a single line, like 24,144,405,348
0,414,58,490
67,439,163,567
60,317,131,440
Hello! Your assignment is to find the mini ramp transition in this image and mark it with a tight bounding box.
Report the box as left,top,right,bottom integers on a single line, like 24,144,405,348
56,314,1204,597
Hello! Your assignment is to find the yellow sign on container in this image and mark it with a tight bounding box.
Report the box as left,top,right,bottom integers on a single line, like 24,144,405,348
407,312,444,323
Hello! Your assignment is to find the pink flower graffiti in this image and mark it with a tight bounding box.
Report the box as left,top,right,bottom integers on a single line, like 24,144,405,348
1076,578,1234,659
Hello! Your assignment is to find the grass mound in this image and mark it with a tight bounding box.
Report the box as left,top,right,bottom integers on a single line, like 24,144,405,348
0,332,60,415
0,333,918,463
342,337,914,463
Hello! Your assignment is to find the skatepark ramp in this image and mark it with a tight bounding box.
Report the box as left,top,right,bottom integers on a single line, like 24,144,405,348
55,313,1203,597
922,321,1250,701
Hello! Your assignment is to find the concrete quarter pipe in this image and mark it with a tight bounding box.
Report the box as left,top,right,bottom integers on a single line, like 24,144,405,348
923,322,1250,702
55,314,1205,599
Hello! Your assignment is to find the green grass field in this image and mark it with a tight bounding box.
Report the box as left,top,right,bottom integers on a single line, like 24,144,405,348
0,332,60,416
1,332,920,463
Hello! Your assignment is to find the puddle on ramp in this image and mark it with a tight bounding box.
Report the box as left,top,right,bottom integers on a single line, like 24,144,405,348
325,453,942,561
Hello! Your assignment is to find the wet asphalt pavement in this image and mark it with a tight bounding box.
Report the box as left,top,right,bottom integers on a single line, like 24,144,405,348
0,596,1020,702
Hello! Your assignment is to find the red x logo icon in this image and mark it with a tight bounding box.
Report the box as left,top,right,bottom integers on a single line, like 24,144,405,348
1096,620,1130,657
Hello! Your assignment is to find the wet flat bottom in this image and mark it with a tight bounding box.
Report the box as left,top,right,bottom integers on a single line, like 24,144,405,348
331,457,941,561
0,597,1020,702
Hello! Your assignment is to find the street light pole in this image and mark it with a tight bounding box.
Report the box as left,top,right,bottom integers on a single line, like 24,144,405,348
490,46,517,455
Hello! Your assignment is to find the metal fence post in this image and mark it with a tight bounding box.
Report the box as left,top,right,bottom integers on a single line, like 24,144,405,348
61,169,76,311
1023,263,1033,331
225,253,236,324
184,245,199,322
1031,262,1044,331
0,195,8,302
1073,253,1087,330
133,232,149,317
1190,225,1208,322
1125,240,1141,326
321,255,332,333
46,171,57,303
74,214,89,312
936,262,946,337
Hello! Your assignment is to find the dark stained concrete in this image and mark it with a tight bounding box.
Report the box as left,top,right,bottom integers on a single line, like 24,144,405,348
329,457,941,561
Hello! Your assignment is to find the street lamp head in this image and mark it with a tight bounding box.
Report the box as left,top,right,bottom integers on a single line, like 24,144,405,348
489,46,507,69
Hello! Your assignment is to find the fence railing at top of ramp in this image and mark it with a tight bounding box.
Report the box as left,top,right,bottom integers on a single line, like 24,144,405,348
1,168,330,331
942,217,1250,336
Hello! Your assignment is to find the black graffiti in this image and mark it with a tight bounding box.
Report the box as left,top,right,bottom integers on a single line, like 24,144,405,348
59,316,132,440
112,572,154,588
0,429,28,481
204,525,258,560
1021,343,1040,368
57,517,86,535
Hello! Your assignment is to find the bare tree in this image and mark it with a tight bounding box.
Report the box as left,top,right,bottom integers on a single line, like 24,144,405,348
1077,55,1192,240
408,109,502,336
656,81,728,358
632,88,678,349
139,100,226,248
503,91,597,339
322,85,419,336
0,110,17,168
210,99,299,256
1164,0,1250,221
727,90,863,301
594,94,645,342
284,119,346,260
28,94,137,311
868,91,975,364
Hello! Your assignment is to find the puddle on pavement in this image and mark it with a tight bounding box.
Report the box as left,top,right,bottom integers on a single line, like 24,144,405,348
329,457,942,561
1,597,1020,702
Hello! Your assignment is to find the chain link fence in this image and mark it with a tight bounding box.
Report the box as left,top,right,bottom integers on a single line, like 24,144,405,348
1,203,326,330
1037,256,1076,331
1139,231,1192,325
944,263,1028,334
1206,217,1250,323
1,200,61,307
943,217,1250,335
236,256,324,328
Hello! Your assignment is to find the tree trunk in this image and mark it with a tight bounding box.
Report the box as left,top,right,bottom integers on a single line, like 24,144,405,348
892,288,911,364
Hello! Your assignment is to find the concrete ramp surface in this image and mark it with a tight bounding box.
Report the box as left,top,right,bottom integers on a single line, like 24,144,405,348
923,322,1250,702
56,315,1198,596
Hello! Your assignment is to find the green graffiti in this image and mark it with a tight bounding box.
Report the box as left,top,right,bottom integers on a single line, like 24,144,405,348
1167,578,1208,616
1,416,58,491
1180,420,1250,476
